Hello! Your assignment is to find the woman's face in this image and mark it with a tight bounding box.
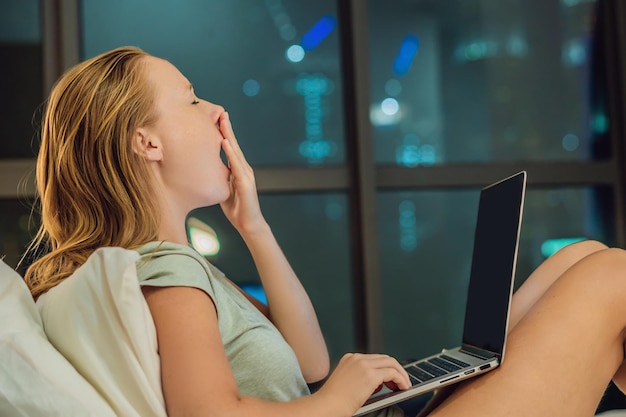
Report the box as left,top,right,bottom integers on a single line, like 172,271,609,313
139,56,231,213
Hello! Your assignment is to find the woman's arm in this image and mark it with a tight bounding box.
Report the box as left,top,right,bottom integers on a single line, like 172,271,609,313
142,285,410,417
240,224,330,383
219,112,329,382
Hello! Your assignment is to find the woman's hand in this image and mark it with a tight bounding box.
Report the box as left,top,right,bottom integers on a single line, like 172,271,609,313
218,112,267,236
315,353,412,415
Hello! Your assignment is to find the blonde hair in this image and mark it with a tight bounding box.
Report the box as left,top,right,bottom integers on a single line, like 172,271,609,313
24,46,159,299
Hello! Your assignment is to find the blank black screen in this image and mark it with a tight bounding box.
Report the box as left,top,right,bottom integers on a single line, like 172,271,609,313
462,172,525,355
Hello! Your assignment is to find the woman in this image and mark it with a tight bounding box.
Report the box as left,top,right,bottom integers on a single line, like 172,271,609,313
24,46,626,417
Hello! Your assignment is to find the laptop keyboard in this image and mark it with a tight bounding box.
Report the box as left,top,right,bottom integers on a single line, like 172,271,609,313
404,354,470,386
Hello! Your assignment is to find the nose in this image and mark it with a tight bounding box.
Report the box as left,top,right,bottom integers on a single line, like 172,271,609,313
206,101,225,122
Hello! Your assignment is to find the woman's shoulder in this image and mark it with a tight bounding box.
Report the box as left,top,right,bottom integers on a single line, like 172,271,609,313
135,240,199,258
135,241,207,280
135,240,212,268
134,241,224,294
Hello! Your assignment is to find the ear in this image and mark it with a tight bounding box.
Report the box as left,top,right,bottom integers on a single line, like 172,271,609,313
132,128,163,162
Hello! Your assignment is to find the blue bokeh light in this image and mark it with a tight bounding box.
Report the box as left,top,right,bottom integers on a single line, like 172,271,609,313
393,35,420,76
398,200,417,252
241,284,268,305
242,79,260,97
301,15,336,51
561,133,580,152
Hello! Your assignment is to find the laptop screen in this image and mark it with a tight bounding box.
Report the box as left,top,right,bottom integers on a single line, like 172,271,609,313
461,171,526,356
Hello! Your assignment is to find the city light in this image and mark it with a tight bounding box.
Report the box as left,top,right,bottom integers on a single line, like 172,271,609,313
242,79,260,97
592,113,609,134
562,38,587,67
370,98,402,126
541,237,586,258
561,133,580,152
393,34,420,76
385,78,402,96
301,14,336,51
240,284,268,305
398,200,417,252
286,44,305,62
395,143,437,167
187,217,220,256
381,97,400,116
296,73,335,164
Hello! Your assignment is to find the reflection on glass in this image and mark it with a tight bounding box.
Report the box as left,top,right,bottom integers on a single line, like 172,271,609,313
367,0,604,164
81,0,344,166
0,0,42,158
188,192,354,362
377,186,612,361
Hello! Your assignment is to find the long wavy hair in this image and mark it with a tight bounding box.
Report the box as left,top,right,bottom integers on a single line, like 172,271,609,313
24,46,160,299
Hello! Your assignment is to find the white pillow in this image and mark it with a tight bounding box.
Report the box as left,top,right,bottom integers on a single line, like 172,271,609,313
37,247,167,417
0,259,116,417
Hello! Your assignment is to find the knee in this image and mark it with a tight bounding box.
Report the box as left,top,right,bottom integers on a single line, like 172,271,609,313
553,239,608,262
576,247,626,288
584,246,626,267
568,248,626,367
556,247,626,322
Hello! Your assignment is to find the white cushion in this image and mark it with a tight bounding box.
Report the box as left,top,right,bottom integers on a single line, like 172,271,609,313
0,259,116,417
37,247,167,417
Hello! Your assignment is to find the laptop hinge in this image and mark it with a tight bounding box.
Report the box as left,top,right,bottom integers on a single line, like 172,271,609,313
460,344,499,361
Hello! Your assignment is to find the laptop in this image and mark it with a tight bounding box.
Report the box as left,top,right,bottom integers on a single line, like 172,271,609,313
354,171,527,416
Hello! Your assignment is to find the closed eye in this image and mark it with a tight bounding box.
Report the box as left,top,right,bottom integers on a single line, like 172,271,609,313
192,99,200,105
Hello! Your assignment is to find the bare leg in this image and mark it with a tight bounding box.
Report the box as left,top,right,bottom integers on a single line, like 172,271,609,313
415,240,610,417
509,240,608,329
429,247,626,417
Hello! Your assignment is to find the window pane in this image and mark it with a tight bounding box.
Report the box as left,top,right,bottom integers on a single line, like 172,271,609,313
81,0,345,166
377,186,612,361
0,0,42,158
188,193,354,362
0,199,38,274
367,0,605,165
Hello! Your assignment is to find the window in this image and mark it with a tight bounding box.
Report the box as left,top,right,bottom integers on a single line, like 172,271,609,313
0,0,41,272
0,0,42,159
365,0,614,357
1,0,623,367
368,0,603,165
81,0,344,166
